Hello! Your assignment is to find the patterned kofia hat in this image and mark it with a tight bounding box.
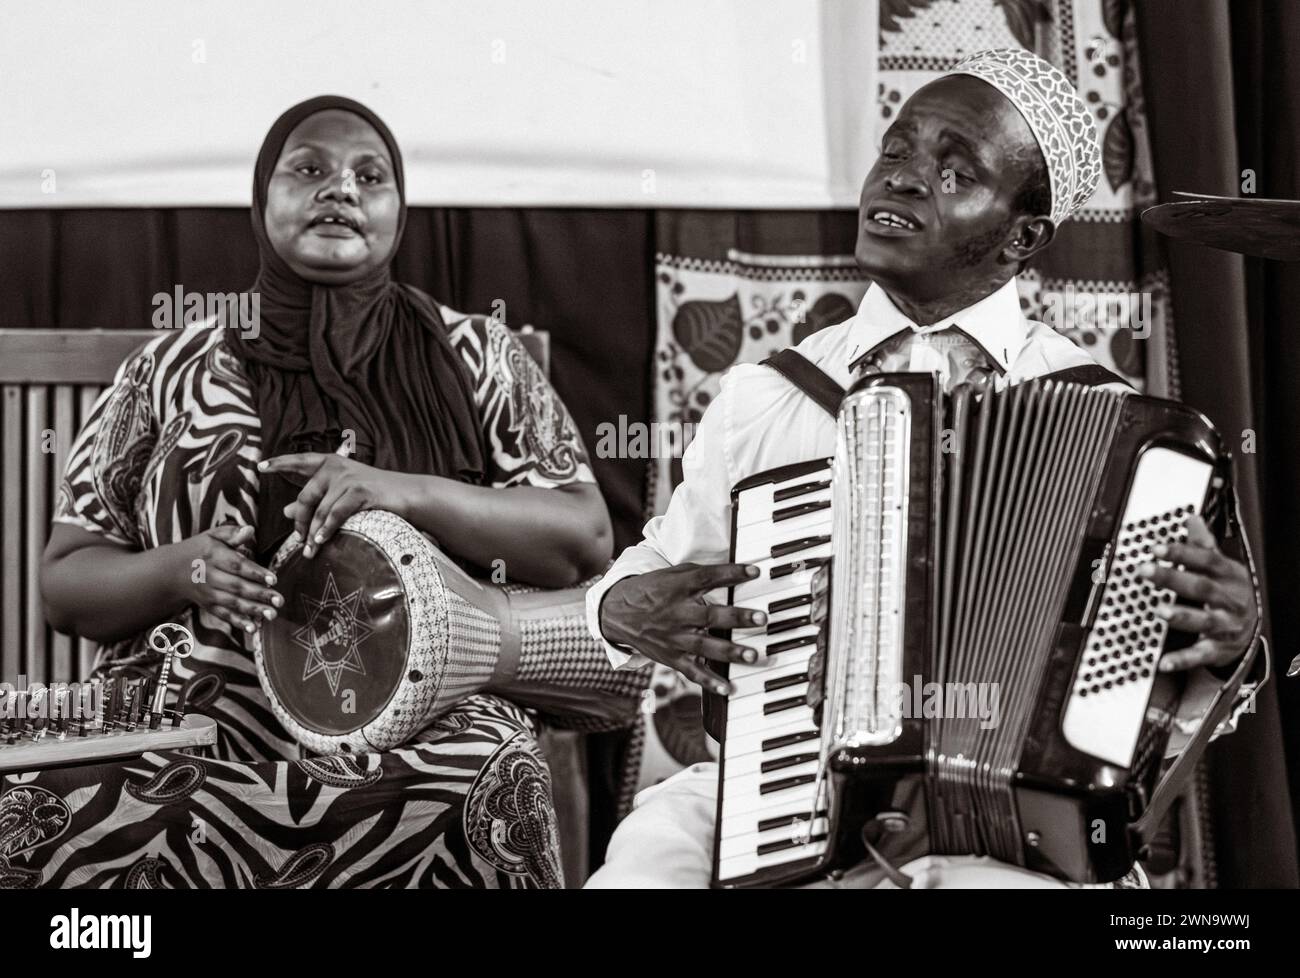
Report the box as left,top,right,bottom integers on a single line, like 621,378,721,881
948,48,1102,226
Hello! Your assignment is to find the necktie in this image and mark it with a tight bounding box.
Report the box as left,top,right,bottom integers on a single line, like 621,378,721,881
854,327,997,392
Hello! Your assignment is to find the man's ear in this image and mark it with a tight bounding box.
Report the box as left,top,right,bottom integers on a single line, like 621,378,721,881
1002,214,1056,266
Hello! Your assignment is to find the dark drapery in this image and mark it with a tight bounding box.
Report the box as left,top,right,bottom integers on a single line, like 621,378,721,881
1137,0,1300,887
0,207,655,557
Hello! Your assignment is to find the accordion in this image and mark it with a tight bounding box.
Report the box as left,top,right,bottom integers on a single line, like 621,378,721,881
709,372,1243,888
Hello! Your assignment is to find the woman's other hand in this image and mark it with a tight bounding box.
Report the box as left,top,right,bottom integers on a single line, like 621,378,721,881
258,452,412,558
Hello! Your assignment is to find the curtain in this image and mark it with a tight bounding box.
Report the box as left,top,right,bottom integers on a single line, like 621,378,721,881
1136,0,1300,888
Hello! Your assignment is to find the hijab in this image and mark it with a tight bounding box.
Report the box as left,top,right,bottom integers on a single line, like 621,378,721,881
224,95,487,556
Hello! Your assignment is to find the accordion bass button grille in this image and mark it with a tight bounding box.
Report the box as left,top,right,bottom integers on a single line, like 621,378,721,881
1062,446,1215,767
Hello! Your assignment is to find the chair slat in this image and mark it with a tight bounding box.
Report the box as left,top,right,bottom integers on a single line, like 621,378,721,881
77,636,98,681
79,386,102,425
0,330,154,383
2,386,23,684
49,386,76,681
25,386,49,682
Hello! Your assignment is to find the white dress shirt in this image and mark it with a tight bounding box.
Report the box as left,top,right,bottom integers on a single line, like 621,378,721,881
587,276,1119,665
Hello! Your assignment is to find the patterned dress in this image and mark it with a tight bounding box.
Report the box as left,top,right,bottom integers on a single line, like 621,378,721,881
1,309,640,890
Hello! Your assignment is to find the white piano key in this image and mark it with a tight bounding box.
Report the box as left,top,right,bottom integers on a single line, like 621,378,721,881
717,840,830,884
726,658,810,698
718,815,830,863
721,786,824,836
717,712,816,759
735,470,831,524
724,702,814,738
722,758,820,795
725,683,809,720
731,581,812,614
735,524,830,565
730,605,811,643
722,713,818,760
720,735,822,779
734,484,776,527
728,646,815,680
733,565,821,605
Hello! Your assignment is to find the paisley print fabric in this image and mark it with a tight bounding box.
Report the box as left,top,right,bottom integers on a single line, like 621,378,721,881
450,315,585,485
464,731,564,889
26,309,624,889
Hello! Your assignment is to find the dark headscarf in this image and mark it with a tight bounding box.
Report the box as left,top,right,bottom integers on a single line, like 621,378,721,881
225,95,487,557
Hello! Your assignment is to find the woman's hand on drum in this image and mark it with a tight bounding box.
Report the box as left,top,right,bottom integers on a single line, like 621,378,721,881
169,524,282,635
598,563,769,695
258,452,412,558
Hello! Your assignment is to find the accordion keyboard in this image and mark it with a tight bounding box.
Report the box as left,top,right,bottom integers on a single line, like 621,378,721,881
715,460,834,886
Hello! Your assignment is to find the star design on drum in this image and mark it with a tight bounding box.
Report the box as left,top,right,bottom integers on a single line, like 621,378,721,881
292,573,374,696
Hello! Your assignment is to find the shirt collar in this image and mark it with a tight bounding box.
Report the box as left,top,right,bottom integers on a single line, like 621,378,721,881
845,277,1029,376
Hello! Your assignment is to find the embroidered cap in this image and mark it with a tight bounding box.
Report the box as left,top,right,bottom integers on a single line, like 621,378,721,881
947,48,1101,226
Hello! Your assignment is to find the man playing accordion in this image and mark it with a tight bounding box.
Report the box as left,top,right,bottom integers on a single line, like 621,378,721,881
584,49,1264,889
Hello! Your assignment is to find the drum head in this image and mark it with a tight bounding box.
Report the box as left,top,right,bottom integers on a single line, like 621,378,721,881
262,528,411,736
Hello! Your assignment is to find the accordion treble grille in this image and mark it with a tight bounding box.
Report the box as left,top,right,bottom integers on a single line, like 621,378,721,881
825,386,911,751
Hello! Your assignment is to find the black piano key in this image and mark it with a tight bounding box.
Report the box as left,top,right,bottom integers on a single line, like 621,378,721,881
767,634,817,655
763,696,806,716
766,614,811,635
771,534,831,559
763,672,809,693
757,809,828,833
770,556,828,579
773,478,830,503
772,499,832,523
760,751,819,774
757,832,829,856
768,593,811,614
760,728,819,753
760,773,817,795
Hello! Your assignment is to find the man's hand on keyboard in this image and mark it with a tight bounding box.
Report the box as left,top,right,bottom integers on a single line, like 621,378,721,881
599,563,769,695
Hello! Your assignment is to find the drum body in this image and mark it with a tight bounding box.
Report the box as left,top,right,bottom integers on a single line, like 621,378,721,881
256,510,501,754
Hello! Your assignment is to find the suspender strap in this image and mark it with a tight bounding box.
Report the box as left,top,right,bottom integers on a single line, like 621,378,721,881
1038,363,1133,389
761,349,845,418
763,354,1129,415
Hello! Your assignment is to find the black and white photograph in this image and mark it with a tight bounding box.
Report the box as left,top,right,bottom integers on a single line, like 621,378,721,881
1,0,1298,953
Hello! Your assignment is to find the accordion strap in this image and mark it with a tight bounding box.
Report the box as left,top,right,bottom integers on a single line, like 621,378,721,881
761,353,1131,419
761,349,845,418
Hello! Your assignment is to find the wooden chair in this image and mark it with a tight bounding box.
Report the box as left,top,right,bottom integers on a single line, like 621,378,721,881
0,329,153,686
0,323,593,886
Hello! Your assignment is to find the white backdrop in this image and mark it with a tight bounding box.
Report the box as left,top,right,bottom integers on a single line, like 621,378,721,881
0,0,877,208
